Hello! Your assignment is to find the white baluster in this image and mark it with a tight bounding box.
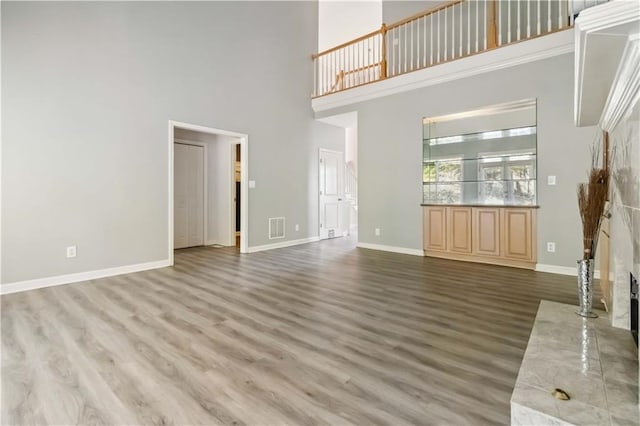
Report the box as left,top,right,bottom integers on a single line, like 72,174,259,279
349,44,356,87
547,0,552,32
411,20,414,71
416,17,420,70
390,29,394,76
451,5,455,59
517,0,521,41
423,16,427,68
538,0,542,34
404,24,407,73
467,1,471,54
369,37,373,82
527,0,531,38
558,0,563,29
476,0,479,52
484,0,488,49
431,14,434,65
459,3,463,57
396,27,400,76
444,7,448,61
438,11,441,63
507,0,511,43
361,40,364,83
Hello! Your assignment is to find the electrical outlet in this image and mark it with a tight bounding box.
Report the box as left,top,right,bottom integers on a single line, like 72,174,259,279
547,175,557,185
295,224,300,231
66,246,77,258
546,242,556,253
375,228,381,236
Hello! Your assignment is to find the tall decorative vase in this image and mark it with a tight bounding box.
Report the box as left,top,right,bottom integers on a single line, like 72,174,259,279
576,259,598,318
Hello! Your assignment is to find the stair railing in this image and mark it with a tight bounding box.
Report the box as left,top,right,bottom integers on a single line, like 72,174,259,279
312,0,608,98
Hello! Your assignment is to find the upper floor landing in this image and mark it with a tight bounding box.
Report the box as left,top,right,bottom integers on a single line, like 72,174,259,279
312,0,608,113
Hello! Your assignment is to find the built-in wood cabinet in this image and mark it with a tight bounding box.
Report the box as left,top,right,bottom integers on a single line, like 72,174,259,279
448,207,472,253
423,205,537,269
503,208,535,261
423,206,447,251
473,208,501,257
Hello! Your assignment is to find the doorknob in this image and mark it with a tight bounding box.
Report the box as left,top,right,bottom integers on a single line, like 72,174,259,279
338,198,343,201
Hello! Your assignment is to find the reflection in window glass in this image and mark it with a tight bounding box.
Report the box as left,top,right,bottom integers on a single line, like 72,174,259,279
423,162,436,182
436,160,462,182
475,154,536,204
423,159,462,202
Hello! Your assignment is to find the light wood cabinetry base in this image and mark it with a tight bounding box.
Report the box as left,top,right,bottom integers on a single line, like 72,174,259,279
423,206,537,270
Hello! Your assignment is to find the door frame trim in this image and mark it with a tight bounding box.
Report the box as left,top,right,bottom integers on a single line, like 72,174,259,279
169,121,249,264
174,140,208,248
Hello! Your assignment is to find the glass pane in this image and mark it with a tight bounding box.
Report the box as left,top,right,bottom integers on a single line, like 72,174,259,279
422,99,537,205
479,181,506,204
479,164,503,181
509,180,536,205
436,161,462,182
423,162,436,182
508,161,535,180
436,183,462,203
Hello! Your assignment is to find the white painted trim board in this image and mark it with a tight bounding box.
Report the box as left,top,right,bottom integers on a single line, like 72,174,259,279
0,259,171,295
536,263,602,279
356,242,424,256
246,237,321,253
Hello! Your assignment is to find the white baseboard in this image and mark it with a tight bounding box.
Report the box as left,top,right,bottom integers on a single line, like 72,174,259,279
357,242,424,256
536,263,602,279
0,259,171,295
246,236,320,253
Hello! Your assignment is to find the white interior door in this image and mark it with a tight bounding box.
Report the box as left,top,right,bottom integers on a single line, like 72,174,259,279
319,149,344,239
174,143,204,249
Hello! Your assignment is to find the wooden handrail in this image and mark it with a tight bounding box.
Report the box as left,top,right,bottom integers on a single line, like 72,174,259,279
312,0,589,98
342,62,382,76
386,0,464,30
313,27,383,59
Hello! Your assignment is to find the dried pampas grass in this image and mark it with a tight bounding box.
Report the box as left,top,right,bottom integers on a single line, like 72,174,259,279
577,145,610,260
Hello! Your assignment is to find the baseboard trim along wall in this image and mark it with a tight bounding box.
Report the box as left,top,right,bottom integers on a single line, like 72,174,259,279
0,259,171,295
246,236,321,253
536,263,602,279
356,242,424,256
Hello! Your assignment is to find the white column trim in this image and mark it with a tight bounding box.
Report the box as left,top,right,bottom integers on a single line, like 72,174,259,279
601,34,640,132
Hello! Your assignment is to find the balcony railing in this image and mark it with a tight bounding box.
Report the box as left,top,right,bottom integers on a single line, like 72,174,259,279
312,0,607,98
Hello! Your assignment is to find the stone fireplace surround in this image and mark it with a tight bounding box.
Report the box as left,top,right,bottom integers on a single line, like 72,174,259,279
510,2,640,424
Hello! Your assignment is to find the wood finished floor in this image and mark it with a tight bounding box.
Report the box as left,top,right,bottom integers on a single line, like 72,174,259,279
1,237,592,425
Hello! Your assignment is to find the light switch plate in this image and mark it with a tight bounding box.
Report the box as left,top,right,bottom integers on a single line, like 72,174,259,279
547,175,556,185
249,180,256,189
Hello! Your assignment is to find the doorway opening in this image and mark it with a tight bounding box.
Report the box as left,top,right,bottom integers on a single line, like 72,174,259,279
317,112,358,239
168,121,248,264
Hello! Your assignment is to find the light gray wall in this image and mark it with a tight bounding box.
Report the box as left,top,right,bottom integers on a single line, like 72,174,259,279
1,1,344,284
317,53,598,268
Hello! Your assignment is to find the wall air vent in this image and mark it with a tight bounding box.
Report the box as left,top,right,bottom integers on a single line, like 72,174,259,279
268,217,285,240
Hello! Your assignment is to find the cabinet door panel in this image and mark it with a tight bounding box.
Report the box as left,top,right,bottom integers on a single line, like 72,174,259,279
448,207,472,253
503,209,533,261
423,207,447,251
473,208,500,257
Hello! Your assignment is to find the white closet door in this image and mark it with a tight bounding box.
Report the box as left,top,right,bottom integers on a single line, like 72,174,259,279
174,143,204,249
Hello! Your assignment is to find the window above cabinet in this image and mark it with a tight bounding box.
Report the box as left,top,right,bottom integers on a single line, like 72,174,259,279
422,99,537,206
